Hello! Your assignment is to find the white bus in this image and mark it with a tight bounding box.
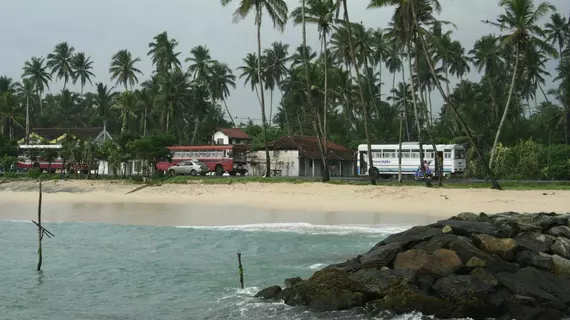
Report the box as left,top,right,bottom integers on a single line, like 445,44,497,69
356,143,467,178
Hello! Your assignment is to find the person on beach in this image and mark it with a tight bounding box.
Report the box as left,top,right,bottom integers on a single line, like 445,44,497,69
330,164,336,177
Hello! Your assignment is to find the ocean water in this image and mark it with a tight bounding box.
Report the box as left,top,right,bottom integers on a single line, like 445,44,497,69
0,219,429,320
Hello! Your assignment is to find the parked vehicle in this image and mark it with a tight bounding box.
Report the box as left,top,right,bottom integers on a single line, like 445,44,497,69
156,145,249,176
356,142,466,179
168,160,209,176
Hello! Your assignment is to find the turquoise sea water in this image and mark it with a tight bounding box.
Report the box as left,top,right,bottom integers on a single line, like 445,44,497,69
0,218,425,320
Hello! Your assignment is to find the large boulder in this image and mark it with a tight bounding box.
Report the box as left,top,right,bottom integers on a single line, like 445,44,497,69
393,248,463,277
359,241,403,268
373,225,441,249
435,219,504,237
473,234,517,261
348,268,416,296
515,231,555,253
551,236,570,259
432,274,500,318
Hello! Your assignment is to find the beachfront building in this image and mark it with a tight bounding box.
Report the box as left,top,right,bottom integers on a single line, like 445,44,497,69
211,128,252,145
17,127,112,146
247,136,355,177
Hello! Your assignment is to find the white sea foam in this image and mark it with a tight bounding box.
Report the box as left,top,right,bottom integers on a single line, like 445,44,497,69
176,222,411,235
308,263,326,270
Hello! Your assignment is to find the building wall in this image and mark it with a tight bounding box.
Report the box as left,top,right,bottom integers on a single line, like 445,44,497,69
248,150,300,176
212,131,230,145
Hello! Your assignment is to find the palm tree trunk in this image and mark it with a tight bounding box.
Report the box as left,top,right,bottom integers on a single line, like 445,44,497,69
398,106,403,183
490,46,520,170
121,109,128,133
26,97,30,144
323,32,329,162
255,7,271,177
277,87,291,135
410,7,501,189
408,44,430,187
222,99,236,126
37,89,43,116
301,0,329,182
191,116,200,144
402,61,411,141
341,0,375,185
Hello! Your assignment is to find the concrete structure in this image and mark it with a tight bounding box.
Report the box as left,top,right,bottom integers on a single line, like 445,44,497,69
248,136,355,177
212,128,251,145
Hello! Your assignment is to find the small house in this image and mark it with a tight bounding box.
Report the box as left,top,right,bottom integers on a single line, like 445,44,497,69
212,128,251,145
248,136,355,177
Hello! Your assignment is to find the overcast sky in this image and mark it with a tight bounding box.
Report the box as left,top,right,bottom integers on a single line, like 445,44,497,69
3,0,570,124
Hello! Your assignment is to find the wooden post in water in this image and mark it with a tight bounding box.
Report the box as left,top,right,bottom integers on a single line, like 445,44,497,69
37,179,43,271
237,252,244,289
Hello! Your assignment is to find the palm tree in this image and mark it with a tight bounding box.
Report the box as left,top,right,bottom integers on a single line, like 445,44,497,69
22,56,51,116
263,42,291,132
486,0,555,170
186,45,216,80
91,83,116,133
154,70,192,133
114,91,137,133
221,0,288,178
292,0,336,173
47,42,76,90
109,50,143,91
148,31,182,74
71,52,95,97
16,79,36,143
545,12,569,59
210,62,237,125
238,53,262,104
0,76,18,94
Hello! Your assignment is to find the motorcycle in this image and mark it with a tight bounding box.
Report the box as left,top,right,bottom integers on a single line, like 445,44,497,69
414,162,433,181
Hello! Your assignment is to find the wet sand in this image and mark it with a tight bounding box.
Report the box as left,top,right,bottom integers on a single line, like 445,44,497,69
0,180,568,226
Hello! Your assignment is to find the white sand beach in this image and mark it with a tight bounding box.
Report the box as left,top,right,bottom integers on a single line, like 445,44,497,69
0,180,568,226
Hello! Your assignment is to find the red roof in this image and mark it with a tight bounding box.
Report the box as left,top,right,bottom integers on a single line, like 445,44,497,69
266,136,355,160
216,128,250,139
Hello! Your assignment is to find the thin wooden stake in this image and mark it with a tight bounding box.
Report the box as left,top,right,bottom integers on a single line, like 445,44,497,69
37,179,42,271
237,252,244,289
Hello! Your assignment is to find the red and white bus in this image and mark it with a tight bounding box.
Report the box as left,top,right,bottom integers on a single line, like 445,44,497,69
17,144,63,173
156,145,249,176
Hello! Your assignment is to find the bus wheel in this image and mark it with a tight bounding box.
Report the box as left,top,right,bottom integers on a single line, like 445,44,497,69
229,171,237,176
215,165,224,176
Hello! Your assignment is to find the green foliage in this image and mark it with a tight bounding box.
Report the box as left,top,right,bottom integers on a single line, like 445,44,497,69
0,134,18,158
128,133,175,177
28,167,42,179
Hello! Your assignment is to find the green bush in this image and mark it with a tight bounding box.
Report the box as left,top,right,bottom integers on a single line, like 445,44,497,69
28,168,43,179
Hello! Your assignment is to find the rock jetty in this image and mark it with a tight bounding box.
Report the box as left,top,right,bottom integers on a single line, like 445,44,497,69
255,212,570,320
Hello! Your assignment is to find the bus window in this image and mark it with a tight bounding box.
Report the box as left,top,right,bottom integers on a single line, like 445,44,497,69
454,149,466,159
372,151,382,158
424,150,433,159
411,149,420,158
400,150,410,158
444,149,452,159
383,149,396,158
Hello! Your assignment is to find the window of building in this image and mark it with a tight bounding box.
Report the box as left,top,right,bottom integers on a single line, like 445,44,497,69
216,138,224,145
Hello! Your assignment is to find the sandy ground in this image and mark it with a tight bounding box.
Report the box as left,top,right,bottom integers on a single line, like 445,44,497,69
0,180,568,226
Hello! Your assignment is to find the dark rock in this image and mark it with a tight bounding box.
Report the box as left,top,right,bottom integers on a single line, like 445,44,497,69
448,237,519,273
432,274,499,317
325,257,362,273
436,219,503,237
515,250,553,270
552,254,570,277
496,267,570,309
455,212,482,221
473,234,517,261
360,241,402,267
503,304,541,320
278,269,369,311
349,268,416,296
546,225,570,238
551,236,570,259
415,275,435,292
365,285,455,319
255,285,282,300
412,234,465,252
284,277,303,288
515,231,555,252
374,226,441,249
493,212,568,232
471,268,499,286
492,218,520,238
394,249,463,277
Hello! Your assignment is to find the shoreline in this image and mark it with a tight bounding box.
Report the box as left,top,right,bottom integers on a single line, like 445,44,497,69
0,180,569,226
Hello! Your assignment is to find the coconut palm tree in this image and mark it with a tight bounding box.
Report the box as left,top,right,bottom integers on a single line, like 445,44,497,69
16,79,36,143
71,52,95,97
154,70,192,133
209,61,237,125
263,41,291,132
148,31,182,74
91,82,116,133
0,76,18,94
545,12,569,59
238,53,262,104
186,45,216,80
22,56,51,116
114,91,137,133
109,49,143,91
486,0,555,170
220,0,288,178
47,42,76,90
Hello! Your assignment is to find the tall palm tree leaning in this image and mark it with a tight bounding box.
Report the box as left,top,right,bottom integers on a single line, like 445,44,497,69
335,0,376,185
22,56,51,116
292,0,336,183
221,0,288,178
485,0,555,171
404,0,502,189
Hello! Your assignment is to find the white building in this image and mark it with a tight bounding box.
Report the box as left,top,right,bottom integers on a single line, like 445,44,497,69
212,128,252,145
248,136,355,177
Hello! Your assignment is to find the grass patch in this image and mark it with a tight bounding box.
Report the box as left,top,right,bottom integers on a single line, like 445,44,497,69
3,173,570,190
